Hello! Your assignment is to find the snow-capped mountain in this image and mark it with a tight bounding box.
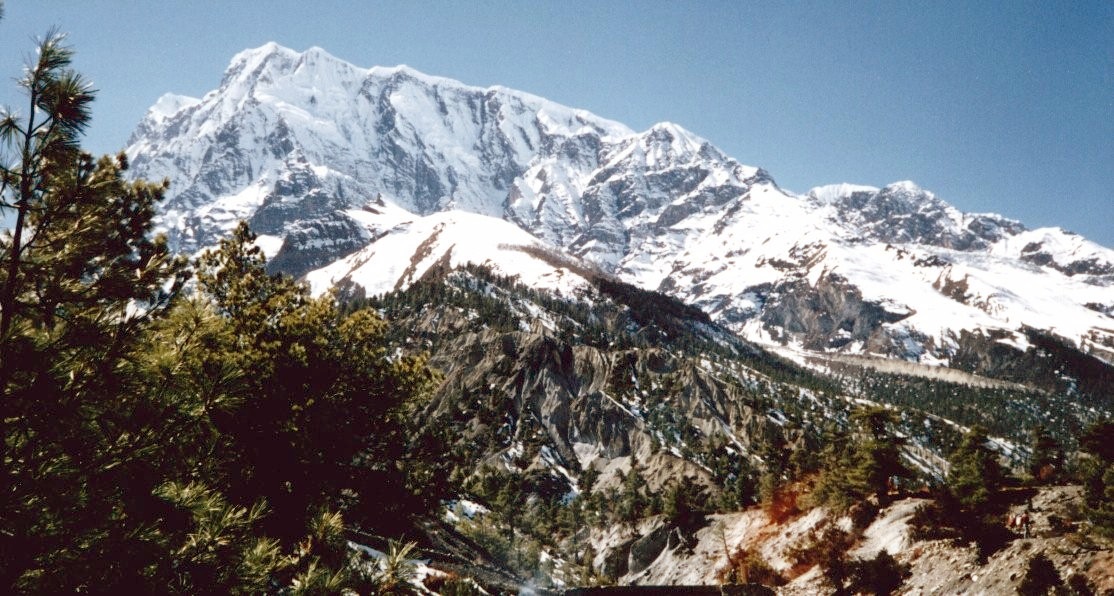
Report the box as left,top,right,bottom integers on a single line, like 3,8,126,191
126,43,1114,368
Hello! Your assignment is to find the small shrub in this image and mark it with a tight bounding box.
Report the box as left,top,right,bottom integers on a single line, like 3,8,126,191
762,480,801,525
847,550,909,595
717,548,786,587
1018,553,1063,596
1066,572,1094,596
787,526,853,591
848,501,880,532
908,497,961,541
424,572,485,596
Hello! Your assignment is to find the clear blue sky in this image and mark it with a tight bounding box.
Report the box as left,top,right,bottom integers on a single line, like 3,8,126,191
2,1,1111,247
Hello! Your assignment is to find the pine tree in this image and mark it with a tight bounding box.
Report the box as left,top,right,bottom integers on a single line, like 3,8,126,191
0,32,438,591
663,476,709,526
1078,420,1114,538
190,221,439,538
616,464,651,522
847,550,908,595
810,408,911,511
849,407,912,504
809,423,857,510
0,32,189,591
152,481,283,594
370,540,420,595
1080,420,1114,462
1028,425,1062,483
946,425,1005,512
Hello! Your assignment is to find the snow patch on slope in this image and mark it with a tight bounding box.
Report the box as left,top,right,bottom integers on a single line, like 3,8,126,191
304,210,592,298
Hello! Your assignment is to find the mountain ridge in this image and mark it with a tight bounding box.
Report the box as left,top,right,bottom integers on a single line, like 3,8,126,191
125,43,1114,373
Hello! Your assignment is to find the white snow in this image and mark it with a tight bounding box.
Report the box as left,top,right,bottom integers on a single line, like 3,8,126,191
303,210,593,298
126,41,1114,371
146,93,200,122
807,182,879,205
253,234,284,259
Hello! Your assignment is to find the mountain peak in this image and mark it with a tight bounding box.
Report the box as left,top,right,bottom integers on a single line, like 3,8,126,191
644,121,705,150
883,180,929,195
125,44,1114,370
147,93,200,121
228,41,297,70
647,121,692,136
231,41,280,59
888,179,920,189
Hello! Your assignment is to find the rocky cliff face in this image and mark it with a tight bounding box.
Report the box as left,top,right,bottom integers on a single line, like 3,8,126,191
380,267,805,499
333,256,1110,593
367,265,1089,506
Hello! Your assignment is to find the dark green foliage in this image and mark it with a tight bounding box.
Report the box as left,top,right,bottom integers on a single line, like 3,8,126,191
192,222,440,538
1066,573,1095,596
846,550,908,596
464,465,589,579
1079,420,1114,463
580,466,601,494
662,476,710,526
595,276,711,328
371,539,422,595
427,574,486,595
850,408,913,503
1018,552,1063,596
152,481,281,594
0,32,188,592
454,469,559,586
1028,425,1064,483
700,435,758,511
820,537,852,595
947,425,1005,512
955,329,1114,413
807,424,857,510
927,426,1021,561
908,495,964,542
1077,419,1114,538
810,407,912,511
909,488,1016,563
0,34,439,592
617,465,656,523
847,367,1091,457
788,526,854,594
718,548,785,587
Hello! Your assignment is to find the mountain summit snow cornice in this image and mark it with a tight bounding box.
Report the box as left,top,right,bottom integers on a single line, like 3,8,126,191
126,43,1114,366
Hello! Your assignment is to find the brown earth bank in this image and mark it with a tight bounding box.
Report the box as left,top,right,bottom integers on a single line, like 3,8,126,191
567,485,1112,595
564,587,773,595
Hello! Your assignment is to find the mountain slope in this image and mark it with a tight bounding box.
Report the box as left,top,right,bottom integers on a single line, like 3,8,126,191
126,43,1114,381
343,263,1109,592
